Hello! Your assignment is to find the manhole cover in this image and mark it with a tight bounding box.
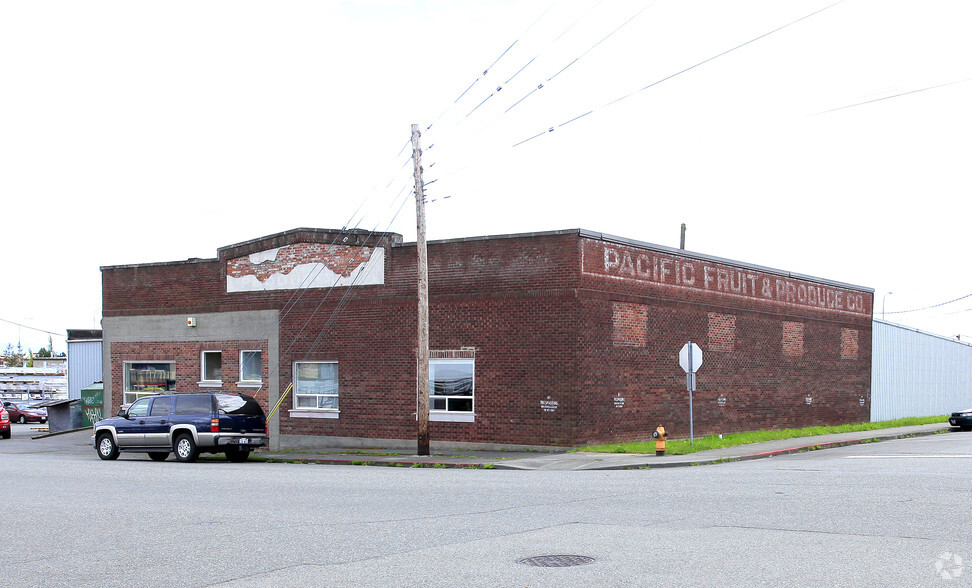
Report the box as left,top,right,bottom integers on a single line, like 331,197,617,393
518,555,596,568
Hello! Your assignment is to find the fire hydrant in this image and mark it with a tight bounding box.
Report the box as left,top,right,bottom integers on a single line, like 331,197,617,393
652,425,667,456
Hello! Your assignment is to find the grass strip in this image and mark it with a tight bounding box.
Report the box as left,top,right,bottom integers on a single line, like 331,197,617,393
574,415,948,456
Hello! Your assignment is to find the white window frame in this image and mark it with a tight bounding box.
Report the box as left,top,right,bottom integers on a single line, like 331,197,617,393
199,350,222,387
429,358,475,423
239,350,262,387
290,361,339,419
123,361,176,405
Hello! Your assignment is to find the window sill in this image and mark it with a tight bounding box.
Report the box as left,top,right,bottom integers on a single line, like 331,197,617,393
289,409,339,419
198,381,223,388
237,382,263,388
429,411,475,423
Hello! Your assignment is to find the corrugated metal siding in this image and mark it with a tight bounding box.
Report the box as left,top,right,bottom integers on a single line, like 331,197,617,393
67,340,103,400
871,320,972,420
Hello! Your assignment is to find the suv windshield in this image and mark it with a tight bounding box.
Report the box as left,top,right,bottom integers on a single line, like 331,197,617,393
216,393,264,417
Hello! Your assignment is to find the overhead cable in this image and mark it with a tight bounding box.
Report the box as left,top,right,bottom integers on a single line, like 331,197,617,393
426,1,557,132
0,318,65,339
884,292,972,315
816,76,972,115
504,2,653,115
513,0,845,147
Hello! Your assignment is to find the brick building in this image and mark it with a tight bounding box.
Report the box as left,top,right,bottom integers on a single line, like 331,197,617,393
100,228,873,450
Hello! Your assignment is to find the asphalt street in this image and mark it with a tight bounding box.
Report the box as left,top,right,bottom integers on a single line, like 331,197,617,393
1,424,969,587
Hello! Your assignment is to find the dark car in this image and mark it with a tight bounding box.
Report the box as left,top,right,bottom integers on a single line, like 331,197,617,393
1,407,10,439
2,401,47,424
92,392,267,462
948,408,972,431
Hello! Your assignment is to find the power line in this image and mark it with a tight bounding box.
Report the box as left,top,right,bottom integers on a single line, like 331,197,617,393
0,318,65,339
467,0,644,117
884,292,972,315
815,76,972,115
244,184,414,406
423,0,616,163
426,1,557,132
512,0,845,147
424,1,651,191
504,2,652,115
298,187,415,361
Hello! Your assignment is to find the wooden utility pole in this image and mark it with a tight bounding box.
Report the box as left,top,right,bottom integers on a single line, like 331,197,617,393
411,123,431,456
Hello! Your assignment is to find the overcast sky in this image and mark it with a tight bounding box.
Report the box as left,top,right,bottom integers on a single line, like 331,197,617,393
2,0,970,354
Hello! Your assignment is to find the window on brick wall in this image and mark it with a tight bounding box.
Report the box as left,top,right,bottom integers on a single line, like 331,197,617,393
200,351,222,386
293,361,339,413
239,350,262,385
782,321,805,356
123,362,176,404
430,358,475,423
708,313,736,352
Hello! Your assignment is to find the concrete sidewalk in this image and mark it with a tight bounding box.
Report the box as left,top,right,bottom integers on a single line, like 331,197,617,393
255,423,956,471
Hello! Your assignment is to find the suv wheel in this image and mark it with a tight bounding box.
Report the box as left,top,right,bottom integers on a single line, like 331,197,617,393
174,433,199,463
225,447,251,462
97,433,120,460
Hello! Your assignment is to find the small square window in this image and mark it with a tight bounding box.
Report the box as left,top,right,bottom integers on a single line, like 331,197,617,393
240,350,262,383
201,351,222,384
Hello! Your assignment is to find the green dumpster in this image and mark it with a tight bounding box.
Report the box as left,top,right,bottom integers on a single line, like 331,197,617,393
80,382,104,427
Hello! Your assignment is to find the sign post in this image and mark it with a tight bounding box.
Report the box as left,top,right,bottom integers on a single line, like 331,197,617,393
678,342,703,444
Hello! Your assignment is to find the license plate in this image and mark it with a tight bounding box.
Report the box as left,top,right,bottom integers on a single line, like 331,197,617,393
239,438,249,445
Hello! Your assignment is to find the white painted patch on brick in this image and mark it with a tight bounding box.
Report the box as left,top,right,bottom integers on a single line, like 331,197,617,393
227,246,384,293
249,247,281,264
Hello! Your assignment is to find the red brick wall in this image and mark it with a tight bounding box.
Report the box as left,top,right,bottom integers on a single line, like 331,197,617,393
109,340,269,410
103,230,873,447
574,237,872,444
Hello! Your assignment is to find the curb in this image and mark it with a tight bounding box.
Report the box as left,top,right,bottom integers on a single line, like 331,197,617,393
624,427,954,470
30,426,89,440
252,454,498,469
731,428,949,461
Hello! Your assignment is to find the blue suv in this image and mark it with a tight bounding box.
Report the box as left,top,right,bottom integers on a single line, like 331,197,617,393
92,392,267,462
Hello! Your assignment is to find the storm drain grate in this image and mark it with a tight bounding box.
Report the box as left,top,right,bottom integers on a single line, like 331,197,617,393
518,555,596,568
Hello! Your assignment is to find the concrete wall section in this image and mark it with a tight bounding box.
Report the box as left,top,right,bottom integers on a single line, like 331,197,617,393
102,310,281,448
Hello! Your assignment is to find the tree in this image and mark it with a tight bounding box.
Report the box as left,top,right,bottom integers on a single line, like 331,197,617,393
2,343,23,367
36,335,54,358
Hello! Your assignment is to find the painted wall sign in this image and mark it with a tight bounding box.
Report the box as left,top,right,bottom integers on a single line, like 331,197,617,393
581,239,870,317
541,397,559,413
227,243,384,293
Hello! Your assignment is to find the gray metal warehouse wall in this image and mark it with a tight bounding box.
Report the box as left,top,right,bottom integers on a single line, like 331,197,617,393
871,320,972,420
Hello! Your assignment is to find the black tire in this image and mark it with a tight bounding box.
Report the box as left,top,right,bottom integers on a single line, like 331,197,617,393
40,419,47,424
96,433,120,460
961,426,972,432
148,452,169,461
225,447,251,462
174,433,199,463
1,429,10,440
18,415,26,424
